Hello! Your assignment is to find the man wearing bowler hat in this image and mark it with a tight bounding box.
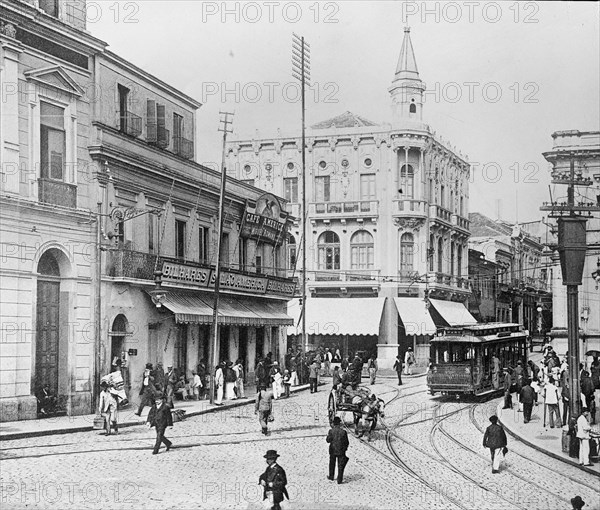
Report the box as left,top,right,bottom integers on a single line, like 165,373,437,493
146,393,173,454
258,450,288,510
326,416,350,484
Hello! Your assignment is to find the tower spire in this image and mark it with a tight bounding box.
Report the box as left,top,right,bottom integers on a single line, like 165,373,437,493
389,27,426,122
395,27,419,80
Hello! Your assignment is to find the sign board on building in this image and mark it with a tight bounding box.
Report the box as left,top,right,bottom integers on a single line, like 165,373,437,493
240,193,288,246
161,260,296,299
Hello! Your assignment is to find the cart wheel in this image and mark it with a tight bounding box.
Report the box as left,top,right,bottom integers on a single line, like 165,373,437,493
328,393,337,426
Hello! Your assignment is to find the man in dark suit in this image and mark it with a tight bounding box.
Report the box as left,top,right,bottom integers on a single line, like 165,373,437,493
519,379,536,423
258,450,288,510
146,393,173,454
482,415,507,473
326,416,350,484
135,363,156,416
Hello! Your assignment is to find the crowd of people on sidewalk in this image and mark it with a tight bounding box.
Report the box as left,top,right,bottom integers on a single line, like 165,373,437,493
501,341,600,467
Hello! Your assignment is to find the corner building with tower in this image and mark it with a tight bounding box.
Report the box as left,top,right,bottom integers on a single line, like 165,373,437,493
226,28,476,368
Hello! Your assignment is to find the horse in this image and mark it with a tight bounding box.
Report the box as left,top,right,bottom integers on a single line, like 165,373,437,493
352,394,385,440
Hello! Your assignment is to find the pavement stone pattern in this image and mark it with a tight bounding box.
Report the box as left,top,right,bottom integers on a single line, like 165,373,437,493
1,376,597,510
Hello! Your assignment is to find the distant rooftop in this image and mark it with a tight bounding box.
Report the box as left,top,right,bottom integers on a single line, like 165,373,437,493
311,111,379,130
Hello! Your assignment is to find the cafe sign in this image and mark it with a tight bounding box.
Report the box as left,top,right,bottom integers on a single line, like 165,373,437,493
161,260,296,298
240,193,288,246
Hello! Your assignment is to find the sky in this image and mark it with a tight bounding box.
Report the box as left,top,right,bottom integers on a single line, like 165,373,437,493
90,1,600,223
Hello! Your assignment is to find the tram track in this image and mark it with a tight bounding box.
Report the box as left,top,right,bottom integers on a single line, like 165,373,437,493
340,386,473,510
467,404,600,491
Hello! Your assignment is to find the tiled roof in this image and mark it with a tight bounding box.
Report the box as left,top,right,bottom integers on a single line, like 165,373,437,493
311,111,378,130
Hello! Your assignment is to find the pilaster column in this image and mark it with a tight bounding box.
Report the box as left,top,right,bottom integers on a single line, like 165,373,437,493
1,36,23,194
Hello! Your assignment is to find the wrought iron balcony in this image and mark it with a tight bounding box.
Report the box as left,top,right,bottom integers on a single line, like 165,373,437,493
38,179,77,208
397,270,420,283
426,272,470,290
310,200,379,220
118,111,142,137
173,136,194,160
107,249,161,280
147,123,170,149
310,269,380,282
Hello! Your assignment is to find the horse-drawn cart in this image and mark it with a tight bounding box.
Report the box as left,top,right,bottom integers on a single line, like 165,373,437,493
328,386,385,439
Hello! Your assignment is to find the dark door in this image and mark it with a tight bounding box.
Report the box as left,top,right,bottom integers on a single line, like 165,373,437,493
36,280,60,395
219,326,230,363
238,328,248,368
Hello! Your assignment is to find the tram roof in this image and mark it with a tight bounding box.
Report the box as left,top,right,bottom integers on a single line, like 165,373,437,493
431,322,526,343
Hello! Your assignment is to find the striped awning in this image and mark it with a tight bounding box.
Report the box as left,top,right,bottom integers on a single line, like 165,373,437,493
429,298,477,326
155,292,293,326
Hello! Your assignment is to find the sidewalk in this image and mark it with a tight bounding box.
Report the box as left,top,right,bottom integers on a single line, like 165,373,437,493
0,381,315,441
498,402,600,477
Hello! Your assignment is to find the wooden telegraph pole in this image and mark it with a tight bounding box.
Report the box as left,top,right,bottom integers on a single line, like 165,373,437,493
292,33,310,353
208,111,234,405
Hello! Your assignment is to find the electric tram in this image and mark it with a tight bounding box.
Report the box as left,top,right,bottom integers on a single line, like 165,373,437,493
427,323,528,396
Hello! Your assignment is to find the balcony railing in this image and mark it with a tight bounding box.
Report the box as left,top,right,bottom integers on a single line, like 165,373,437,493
397,270,420,283
451,214,470,232
173,136,194,160
393,199,428,216
427,272,470,290
38,179,77,208
118,111,142,137
310,269,380,282
310,200,379,218
107,249,160,280
147,123,170,149
429,205,452,224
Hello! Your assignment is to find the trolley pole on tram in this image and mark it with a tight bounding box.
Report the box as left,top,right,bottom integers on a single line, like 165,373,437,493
292,33,310,353
208,111,234,405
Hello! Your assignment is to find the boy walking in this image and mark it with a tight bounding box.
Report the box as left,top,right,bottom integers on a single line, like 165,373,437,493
99,381,118,435
146,394,173,454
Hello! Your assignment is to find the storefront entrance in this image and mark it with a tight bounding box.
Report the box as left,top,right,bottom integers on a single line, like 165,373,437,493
35,251,61,396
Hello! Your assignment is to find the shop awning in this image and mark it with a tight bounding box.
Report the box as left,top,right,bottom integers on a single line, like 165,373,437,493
428,298,478,326
393,297,437,336
155,292,293,326
287,297,386,336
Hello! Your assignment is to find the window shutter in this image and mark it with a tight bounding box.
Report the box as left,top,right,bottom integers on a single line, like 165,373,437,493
146,99,157,142
156,103,166,145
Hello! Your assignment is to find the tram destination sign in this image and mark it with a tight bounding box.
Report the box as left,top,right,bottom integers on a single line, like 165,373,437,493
161,261,296,298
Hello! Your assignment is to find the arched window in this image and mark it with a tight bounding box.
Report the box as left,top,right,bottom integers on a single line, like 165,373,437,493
400,233,414,273
287,235,297,270
437,237,444,273
318,231,340,270
460,196,464,216
409,102,417,114
350,231,374,270
400,164,414,199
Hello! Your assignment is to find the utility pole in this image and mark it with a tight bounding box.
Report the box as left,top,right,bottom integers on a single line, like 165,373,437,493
208,111,234,405
94,201,103,413
292,33,310,353
541,156,600,421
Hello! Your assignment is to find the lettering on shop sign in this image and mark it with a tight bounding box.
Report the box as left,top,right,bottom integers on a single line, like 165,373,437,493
162,262,211,286
210,271,269,293
240,193,288,246
160,261,296,298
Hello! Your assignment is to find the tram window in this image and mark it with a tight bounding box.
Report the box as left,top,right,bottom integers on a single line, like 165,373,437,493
443,349,449,363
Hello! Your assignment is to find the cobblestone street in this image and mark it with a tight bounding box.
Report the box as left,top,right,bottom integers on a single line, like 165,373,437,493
2,377,598,510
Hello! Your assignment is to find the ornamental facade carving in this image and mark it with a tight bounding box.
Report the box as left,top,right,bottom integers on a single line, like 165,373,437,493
394,217,426,231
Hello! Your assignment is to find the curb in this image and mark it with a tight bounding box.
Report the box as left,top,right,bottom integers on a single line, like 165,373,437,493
496,403,599,478
0,383,317,441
